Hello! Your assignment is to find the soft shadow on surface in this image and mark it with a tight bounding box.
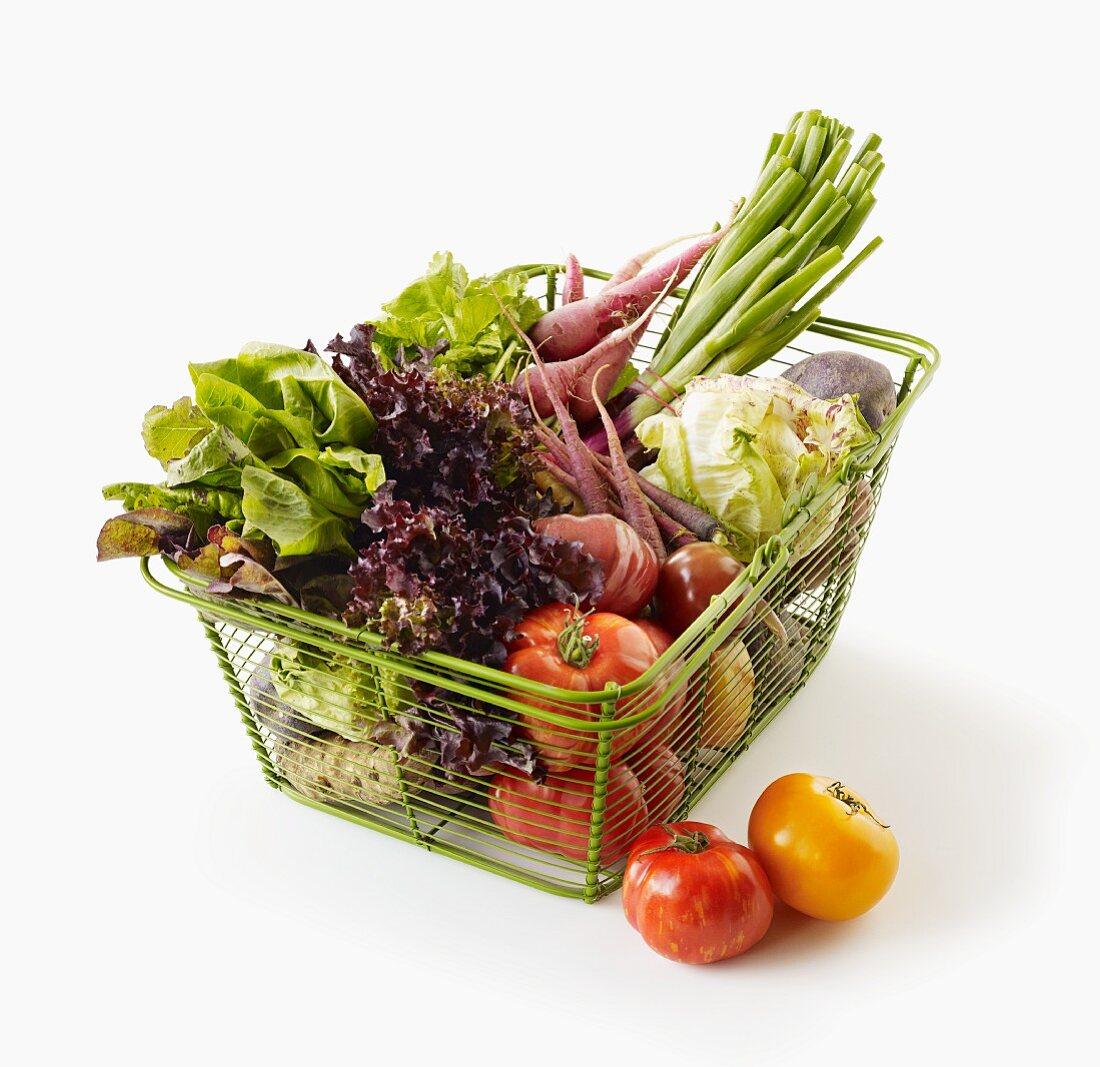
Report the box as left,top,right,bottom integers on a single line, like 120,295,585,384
752,901,853,958
690,644,1062,970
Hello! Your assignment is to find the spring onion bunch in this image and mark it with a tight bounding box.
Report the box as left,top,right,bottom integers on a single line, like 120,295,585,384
608,110,884,439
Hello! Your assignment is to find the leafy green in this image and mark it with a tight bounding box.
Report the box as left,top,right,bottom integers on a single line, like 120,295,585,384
102,481,243,532
268,642,379,740
141,398,212,469
165,425,251,487
636,375,873,561
240,466,359,556
102,343,385,557
95,507,199,562
332,333,605,666
367,253,541,379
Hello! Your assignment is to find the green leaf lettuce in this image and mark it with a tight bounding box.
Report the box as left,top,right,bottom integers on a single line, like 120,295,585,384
368,252,541,379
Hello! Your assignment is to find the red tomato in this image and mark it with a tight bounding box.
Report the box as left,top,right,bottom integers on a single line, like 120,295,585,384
623,822,773,964
506,603,664,771
488,763,648,863
625,618,688,754
655,542,750,637
630,742,686,823
535,513,659,617
631,618,675,655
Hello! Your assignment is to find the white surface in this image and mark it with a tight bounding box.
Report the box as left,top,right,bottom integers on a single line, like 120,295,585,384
5,3,1094,1064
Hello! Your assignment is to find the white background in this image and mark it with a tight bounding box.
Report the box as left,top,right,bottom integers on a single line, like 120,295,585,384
5,2,1094,1064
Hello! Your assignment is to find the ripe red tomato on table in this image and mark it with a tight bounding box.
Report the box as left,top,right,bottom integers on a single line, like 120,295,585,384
505,603,668,770
622,821,773,964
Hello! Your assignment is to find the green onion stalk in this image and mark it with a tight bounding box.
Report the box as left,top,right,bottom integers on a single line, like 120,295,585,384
588,111,885,451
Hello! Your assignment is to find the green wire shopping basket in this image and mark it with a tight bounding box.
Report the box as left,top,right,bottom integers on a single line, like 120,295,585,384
138,265,938,903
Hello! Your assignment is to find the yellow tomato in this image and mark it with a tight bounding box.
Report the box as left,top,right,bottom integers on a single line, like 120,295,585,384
698,639,754,749
748,773,899,921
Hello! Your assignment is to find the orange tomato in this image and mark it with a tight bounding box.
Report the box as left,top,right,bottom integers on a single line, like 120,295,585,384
748,773,899,921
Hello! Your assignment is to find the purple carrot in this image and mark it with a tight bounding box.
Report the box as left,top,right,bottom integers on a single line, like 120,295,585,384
587,449,722,542
562,254,585,304
528,225,730,363
539,455,629,521
534,423,572,467
601,231,704,291
591,367,665,562
667,527,699,550
539,389,699,551
587,458,695,549
496,288,608,514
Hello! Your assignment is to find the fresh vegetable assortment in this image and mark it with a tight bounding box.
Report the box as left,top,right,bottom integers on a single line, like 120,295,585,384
99,108,924,947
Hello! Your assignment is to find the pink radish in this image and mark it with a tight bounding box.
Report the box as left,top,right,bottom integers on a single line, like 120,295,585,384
494,288,608,515
562,254,585,304
529,227,729,363
601,231,704,290
517,309,652,422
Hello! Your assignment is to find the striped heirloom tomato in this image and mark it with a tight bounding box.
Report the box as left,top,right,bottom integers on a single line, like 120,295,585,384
622,821,773,964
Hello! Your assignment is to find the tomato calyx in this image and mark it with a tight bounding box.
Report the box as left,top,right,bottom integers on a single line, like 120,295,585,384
639,823,712,857
555,607,601,668
826,780,890,828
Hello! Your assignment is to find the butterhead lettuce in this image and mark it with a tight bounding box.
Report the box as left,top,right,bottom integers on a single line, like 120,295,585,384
102,343,385,558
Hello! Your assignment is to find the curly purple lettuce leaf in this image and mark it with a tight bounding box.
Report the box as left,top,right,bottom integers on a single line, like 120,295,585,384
372,705,541,782
344,485,602,667
328,325,548,524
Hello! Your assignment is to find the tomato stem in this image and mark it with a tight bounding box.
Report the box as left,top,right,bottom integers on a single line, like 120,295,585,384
826,780,890,828
639,824,711,856
556,606,600,669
